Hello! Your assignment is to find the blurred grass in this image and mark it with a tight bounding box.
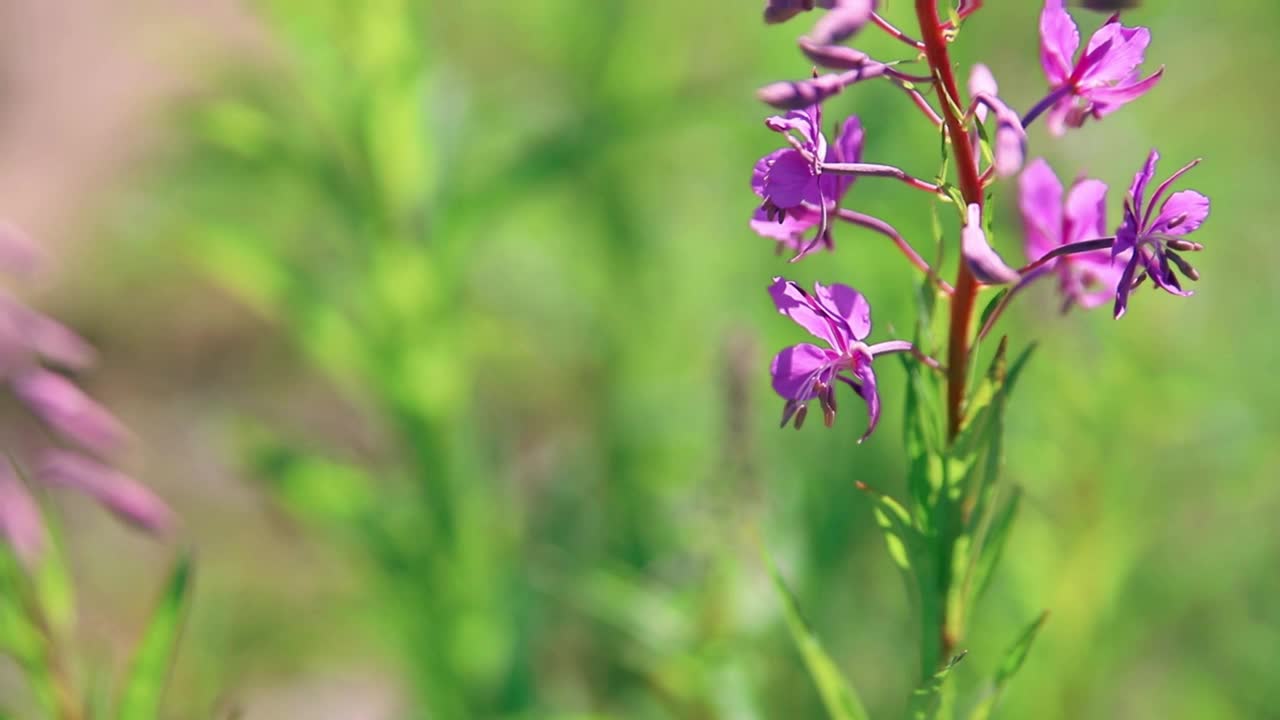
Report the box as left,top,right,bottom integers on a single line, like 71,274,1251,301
25,0,1280,717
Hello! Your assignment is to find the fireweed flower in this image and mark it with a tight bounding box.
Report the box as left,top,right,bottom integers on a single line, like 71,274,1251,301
764,0,873,32
961,204,1020,285
968,64,1027,178
1031,0,1162,135
768,277,913,442
0,226,172,561
751,108,864,255
1112,149,1209,318
1019,158,1123,311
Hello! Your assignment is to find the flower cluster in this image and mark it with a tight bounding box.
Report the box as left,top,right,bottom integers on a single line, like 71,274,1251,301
0,224,171,564
754,0,1209,440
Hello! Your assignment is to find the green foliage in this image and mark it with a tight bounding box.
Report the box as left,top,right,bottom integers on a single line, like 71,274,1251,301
116,552,193,720
967,612,1048,720
908,651,966,720
764,548,871,720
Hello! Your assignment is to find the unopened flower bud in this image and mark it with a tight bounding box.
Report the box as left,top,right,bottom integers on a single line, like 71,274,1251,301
758,74,846,110
1164,238,1202,252
1166,252,1200,281
798,37,869,69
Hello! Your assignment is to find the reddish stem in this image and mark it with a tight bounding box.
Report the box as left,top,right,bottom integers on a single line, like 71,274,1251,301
915,0,985,671
914,0,983,443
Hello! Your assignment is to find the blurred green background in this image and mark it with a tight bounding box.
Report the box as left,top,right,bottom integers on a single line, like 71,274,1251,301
3,0,1277,717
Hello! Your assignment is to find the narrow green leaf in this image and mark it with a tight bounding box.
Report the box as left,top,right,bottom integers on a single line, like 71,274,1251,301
907,651,967,720
116,552,193,720
967,613,1049,720
855,482,923,576
762,549,870,720
977,291,1008,343
969,487,1021,604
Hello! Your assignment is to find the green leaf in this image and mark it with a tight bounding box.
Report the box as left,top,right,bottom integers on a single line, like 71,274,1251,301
762,549,870,720
968,486,1021,604
116,552,193,720
967,613,1049,720
907,651,966,720
855,482,923,576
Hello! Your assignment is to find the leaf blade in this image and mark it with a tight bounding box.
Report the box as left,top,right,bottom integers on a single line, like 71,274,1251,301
116,552,193,720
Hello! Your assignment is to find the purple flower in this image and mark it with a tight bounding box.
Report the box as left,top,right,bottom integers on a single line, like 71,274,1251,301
0,224,172,563
1112,150,1209,318
1037,0,1162,135
968,64,1027,178
961,204,1020,285
1019,158,1123,311
39,451,173,533
768,277,913,442
751,108,864,256
764,0,873,34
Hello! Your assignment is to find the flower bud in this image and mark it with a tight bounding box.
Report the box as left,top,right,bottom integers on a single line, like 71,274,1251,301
798,37,870,70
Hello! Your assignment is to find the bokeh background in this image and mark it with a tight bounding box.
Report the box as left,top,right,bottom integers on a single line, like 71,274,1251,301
2,0,1277,717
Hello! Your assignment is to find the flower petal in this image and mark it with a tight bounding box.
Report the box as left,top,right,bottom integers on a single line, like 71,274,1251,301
969,64,999,124
768,277,845,348
1151,190,1210,236
962,204,1020,285
1113,253,1140,319
1080,22,1151,87
808,0,875,45
752,149,787,198
812,282,872,341
850,356,880,443
12,369,129,457
38,451,173,534
1019,158,1065,262
1064,177,1109,245
1087,67,1163,114
770,343,834,400
750,206,819,247
1039,0,1080,86
1129,149,1160,211
763,150,820,209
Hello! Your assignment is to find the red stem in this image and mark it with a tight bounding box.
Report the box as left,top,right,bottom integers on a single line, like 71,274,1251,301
914,0,983,443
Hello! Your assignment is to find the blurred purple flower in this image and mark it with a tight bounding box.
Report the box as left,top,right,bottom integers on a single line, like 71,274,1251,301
768,277,913,442
751,111,864,255
39,451,173,533
968,64,1027,178
764,0,874,36
1032,0,1162,135
961,204,1020,285
1019,158,1123,311
0,223,172,563
1113,150,1209,318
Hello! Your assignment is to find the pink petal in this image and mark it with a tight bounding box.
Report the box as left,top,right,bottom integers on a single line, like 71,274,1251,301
1151,190,1210,236
812,282,872,341
1019,158,1065,262
12,369,128,456
962,204,1020,285
1064,178,1109,245
1081,23,1151,87
763,150,820,209
768,277,845,349
770,343,834,400
1039,0,1080,86
38,451,173,534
